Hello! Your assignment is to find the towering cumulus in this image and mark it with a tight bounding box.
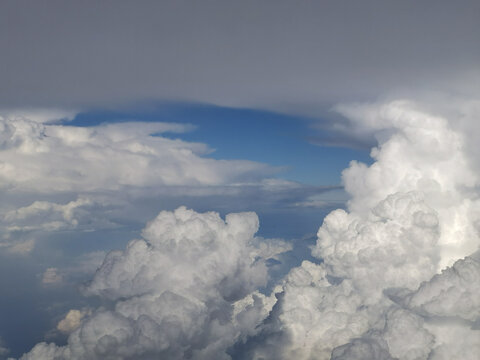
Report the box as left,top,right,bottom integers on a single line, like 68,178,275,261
21,100,480,359
241,100,480,359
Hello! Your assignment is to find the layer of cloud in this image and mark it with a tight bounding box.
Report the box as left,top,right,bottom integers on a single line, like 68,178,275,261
0,195,118,254
2,197,116,234
0,1,478,111
0,115,273,194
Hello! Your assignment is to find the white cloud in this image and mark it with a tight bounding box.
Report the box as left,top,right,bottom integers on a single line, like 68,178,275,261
0,195,120,254
2,197,115,233
336,100,479,269
21,207,289,359
57,309,92,334
401,252,480,322
18,99,480,359
238,100,480,359
0,112,288,253
41,268,63,285
0,115,273,194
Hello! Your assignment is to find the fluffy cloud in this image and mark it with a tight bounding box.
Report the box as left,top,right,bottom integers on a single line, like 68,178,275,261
401,252,480,322
57,309,92,334
238,100,480,359
0,115,273,194
335,100,479,269
21,207,289,359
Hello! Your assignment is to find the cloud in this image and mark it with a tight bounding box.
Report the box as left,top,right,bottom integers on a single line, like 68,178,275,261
41,268,63,286
2,197,115,233
401,252,480,322
0,1,478,112
16,100,480,359
0,195,120,254
235,100,480,359
57,309,92,334
0,112,296,253
1,238,36,255
0,109,77,124
336,100,480,269
0,115,274,194
21,207,289,359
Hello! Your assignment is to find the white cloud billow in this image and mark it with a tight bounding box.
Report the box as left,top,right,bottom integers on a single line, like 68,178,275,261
22,207,288,359
238,100,480,359
20,100,480,359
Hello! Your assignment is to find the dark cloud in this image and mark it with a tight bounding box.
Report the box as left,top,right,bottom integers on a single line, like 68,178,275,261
1,0,478,111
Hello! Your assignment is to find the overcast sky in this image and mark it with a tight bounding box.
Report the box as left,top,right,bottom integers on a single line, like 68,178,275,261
1,0,479,112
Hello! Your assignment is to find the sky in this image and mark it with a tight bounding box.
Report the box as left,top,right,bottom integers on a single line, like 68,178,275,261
0,1,479,359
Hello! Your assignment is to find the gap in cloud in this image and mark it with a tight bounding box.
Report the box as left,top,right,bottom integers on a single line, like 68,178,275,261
66,102,373,186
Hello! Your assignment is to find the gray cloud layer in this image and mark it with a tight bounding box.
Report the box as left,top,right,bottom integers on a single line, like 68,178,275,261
1,0,478,111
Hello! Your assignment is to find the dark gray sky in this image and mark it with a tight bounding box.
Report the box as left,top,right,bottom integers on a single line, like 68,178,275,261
1,0,479,112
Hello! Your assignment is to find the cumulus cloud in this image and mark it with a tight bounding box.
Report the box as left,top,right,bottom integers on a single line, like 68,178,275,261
57,309,92,334
401,252,480,322
237,100,480,359
21,207,289,359
336,100,479,268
